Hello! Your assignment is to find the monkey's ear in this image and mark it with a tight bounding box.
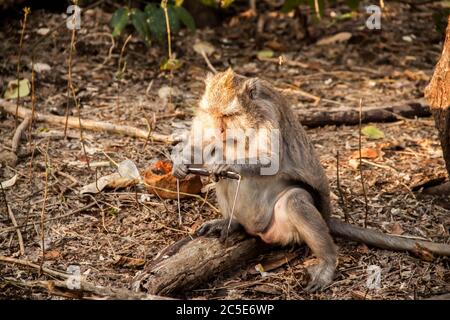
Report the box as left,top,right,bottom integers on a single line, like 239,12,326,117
205,72,214,86
243,78,259,100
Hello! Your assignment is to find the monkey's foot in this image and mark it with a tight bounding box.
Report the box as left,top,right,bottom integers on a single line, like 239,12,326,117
305,260,335,292
197,219,242,242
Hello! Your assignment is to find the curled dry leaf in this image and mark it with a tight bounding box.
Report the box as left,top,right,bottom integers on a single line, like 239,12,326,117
143,160,202,199
80,160,141,194
1,174,18,189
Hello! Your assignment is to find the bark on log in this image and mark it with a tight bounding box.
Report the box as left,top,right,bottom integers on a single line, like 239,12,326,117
425,15,450,176
136,233,268,295
299,100,431,128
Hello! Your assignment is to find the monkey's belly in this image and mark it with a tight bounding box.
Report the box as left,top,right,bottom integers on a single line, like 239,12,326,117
216,178,298,242
257,188,302,246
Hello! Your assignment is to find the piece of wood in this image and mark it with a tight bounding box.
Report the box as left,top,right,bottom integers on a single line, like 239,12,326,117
136,233,268,295
11,117,30,153
0,99,178,144
425,16,450,176
298,100,431,128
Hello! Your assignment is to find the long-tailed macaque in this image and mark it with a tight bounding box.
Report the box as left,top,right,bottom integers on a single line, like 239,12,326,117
172,68,450,291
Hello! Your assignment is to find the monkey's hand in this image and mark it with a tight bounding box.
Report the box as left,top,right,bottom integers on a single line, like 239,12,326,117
172,162,189,179
171,142,190,179
207,164,235,181
197,218,243,242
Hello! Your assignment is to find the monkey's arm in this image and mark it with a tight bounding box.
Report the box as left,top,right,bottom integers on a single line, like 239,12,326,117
329,217,450,256
172,114,218,179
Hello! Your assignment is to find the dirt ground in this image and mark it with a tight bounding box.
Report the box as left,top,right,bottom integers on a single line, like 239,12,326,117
0,1,449,299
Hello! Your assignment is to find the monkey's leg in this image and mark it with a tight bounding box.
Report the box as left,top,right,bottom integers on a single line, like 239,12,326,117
197,218,243,242
277,189,337,291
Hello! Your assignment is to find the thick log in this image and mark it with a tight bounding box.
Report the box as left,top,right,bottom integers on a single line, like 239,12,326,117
136,233,268,295
299,100,431,128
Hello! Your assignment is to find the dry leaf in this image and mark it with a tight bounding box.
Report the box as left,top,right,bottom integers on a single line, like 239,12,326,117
356,243,370,254
404,69,429,81
32,62,51,73
316,32,352,46
351,290,373,300
1,174,18,189
114,255,145,268
351,148,379,159
348,158,360,169
390,222,404,235
80,160,141,194
143,160,202,199
193,41,215,56
253,284,282,295
44,250,61,260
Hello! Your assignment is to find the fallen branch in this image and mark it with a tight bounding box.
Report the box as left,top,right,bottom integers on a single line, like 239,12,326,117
7,204,25,256
0,99,178,144
298,100,431,127
0,255,172,300
136,233,268,295
12,117,30,153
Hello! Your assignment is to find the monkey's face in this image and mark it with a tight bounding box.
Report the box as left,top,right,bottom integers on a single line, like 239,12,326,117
199,68,259,120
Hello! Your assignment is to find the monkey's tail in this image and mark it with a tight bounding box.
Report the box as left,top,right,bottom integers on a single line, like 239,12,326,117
329,217,450,256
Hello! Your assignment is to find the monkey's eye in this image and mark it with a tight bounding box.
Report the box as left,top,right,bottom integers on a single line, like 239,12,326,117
249,88,257,100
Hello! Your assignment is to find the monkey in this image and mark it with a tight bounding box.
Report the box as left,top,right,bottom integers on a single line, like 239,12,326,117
172,68,450,291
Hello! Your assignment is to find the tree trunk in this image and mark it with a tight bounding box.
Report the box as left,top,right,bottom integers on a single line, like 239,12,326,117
425,15,450,177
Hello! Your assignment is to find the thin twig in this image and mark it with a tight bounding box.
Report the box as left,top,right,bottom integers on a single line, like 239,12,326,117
67,19,90,169
29,56,36,149
39,140,50,271
200,50,217,74
359,99,369,228
1,183,25,255
15,7,30,127
336,151,351,223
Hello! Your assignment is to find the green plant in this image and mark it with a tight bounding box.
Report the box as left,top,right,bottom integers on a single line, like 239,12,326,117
110,0,195,46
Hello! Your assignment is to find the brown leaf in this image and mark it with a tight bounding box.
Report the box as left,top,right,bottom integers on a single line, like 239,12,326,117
356,243,370,254
143,160,202,199
404,69,429,82
44,250,61,260
114,255,145,268
390,222,404,235
351,148,379,159
351,290,373,300
253,284,282,295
